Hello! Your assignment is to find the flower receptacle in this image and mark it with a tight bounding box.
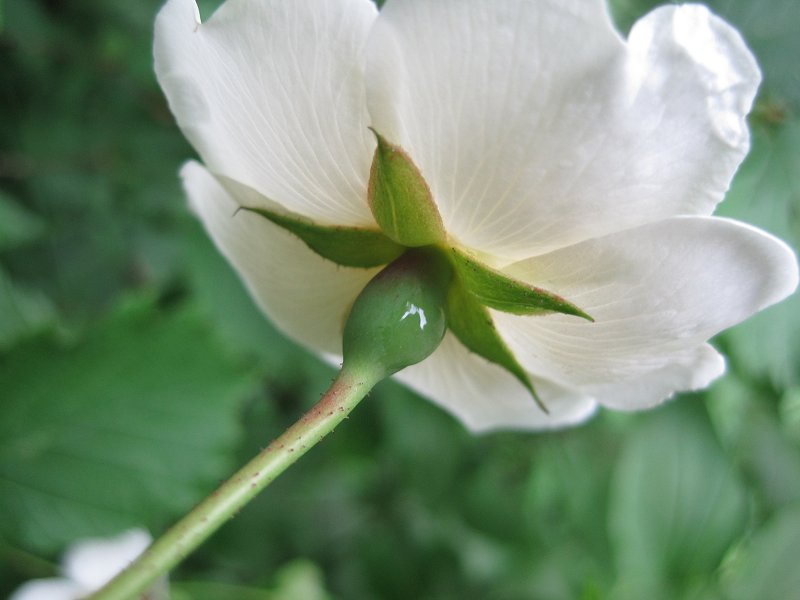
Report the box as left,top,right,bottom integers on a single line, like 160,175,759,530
342,248,452,382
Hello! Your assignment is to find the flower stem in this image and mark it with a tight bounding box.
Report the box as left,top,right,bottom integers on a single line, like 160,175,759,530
87,366,379,600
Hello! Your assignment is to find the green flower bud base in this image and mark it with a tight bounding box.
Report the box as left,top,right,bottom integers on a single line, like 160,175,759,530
343,248,452,381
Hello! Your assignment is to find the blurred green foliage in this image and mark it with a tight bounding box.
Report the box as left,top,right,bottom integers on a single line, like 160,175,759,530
1,0,799,598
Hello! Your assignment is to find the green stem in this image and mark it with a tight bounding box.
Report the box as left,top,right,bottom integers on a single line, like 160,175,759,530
87,367,379,600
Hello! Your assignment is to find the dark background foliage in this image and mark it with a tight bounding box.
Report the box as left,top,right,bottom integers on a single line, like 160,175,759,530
1,0,798,598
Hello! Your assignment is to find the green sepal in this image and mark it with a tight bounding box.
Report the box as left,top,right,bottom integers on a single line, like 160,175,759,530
367,129,446,247
219,176,404,268
343,249,452,381
450,249,594,321
447,281,549,413
241,206,404,268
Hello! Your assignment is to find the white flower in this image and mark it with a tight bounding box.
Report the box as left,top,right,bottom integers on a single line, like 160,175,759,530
154,0,798,432
9,529,153,600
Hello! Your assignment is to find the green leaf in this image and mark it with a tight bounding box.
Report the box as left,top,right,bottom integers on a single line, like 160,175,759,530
721,506,800,600
0,191,45,251
367,129,446,247
173,560,333,600
781,387,800,445
446,281,548,412
707,376,800,513
609,402,748,598
265,559,335,600
0,296,258,552
450,249,593,321
218,176,404,269
0,266,56,351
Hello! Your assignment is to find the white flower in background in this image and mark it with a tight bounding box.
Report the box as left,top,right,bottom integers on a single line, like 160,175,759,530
9,529,155,600
154,0,798,432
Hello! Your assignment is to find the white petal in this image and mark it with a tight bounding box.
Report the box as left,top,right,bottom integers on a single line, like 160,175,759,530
62,529,151,591
584,343,725,410
182,161,377,355
395,333,597,433
8,579,86,600
155,0,377,226
366,1,760,260
493,217,798,409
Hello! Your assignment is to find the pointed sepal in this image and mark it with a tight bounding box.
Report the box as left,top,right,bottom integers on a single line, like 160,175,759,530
450,249,593,321
367,129,446,247
447,281,548,413
219,176,404,268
